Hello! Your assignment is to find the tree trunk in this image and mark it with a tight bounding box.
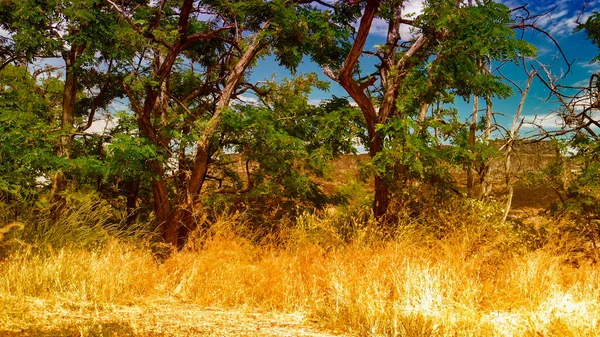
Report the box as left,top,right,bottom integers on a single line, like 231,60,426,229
125,179,141,225
502,141,514,224
367,130,390,218
162,33,266,248
131,80,175,245
373,175,390,218
467,95,478,196
51,47,82,215
478,94,493,199
170,143,210,246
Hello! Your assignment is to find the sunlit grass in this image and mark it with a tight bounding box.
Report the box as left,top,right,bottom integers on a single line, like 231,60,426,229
1,203,599,336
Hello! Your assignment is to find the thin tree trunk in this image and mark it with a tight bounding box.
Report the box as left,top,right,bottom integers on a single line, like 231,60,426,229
125,179,141,225
467,95,478,195
478,94,493,199
501,70,536,223
51,46,83,215
501,186,513,223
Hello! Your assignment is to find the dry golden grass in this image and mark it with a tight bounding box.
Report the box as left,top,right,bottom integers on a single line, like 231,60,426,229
1,207,599,336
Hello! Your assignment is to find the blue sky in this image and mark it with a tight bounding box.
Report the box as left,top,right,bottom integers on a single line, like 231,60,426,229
249,0,600,139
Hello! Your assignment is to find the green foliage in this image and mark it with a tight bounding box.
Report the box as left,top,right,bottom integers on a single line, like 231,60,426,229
212,76,362,223
105,133,164,181
0,0,119,60
415,1,534,103
0,65,61,199
524,139,600,249
577,11,600,63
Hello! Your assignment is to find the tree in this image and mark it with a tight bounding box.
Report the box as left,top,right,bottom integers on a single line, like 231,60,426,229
521,11,600,224
323,0,534,219
107,0,352,246
0,0,122,211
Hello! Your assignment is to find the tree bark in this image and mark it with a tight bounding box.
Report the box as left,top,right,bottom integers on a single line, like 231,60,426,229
51,46,84,215
165,30,266,247
467,95,478,195
125,179,141,225
324,0,432,220
501,70,536,223
478,94,493,199
334,0,393,218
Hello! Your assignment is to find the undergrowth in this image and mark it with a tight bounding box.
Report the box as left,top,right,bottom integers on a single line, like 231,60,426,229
0,196,599,336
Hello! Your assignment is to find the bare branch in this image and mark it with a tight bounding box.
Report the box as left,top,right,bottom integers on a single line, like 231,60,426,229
509,22,572,76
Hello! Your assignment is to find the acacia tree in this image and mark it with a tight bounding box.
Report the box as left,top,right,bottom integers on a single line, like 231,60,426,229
107,0,352,246
0,0,122,210
322,0,535,219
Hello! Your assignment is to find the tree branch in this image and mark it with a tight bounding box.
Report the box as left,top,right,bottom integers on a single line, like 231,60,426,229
105,0,173,50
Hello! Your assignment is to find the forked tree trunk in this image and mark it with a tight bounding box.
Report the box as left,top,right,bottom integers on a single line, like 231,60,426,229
162,33,266,247
333,0,391,219
501,70,536,223
323,0,430,221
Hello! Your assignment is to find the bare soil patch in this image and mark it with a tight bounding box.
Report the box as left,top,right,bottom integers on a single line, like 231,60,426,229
0,297,347,337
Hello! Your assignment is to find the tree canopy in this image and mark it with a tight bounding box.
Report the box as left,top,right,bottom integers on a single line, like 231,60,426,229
0,0,597,247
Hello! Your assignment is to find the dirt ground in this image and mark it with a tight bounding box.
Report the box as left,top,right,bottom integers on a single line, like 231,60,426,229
0,297,347,337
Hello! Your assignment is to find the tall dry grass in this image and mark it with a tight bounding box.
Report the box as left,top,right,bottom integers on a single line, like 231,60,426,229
1,200,599,336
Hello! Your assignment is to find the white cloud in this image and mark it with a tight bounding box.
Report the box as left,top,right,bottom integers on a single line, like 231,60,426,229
579,61,600,74
522,110,600,131
354,0,423,38
521,112,566,129
236,95,259,105
535,9,569,28
87,116,119,135
544,12,590,36
368,17,421,40
308,98,324,106
571,78,591,87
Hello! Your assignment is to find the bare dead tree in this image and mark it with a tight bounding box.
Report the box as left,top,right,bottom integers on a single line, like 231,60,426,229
499,69,537,223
